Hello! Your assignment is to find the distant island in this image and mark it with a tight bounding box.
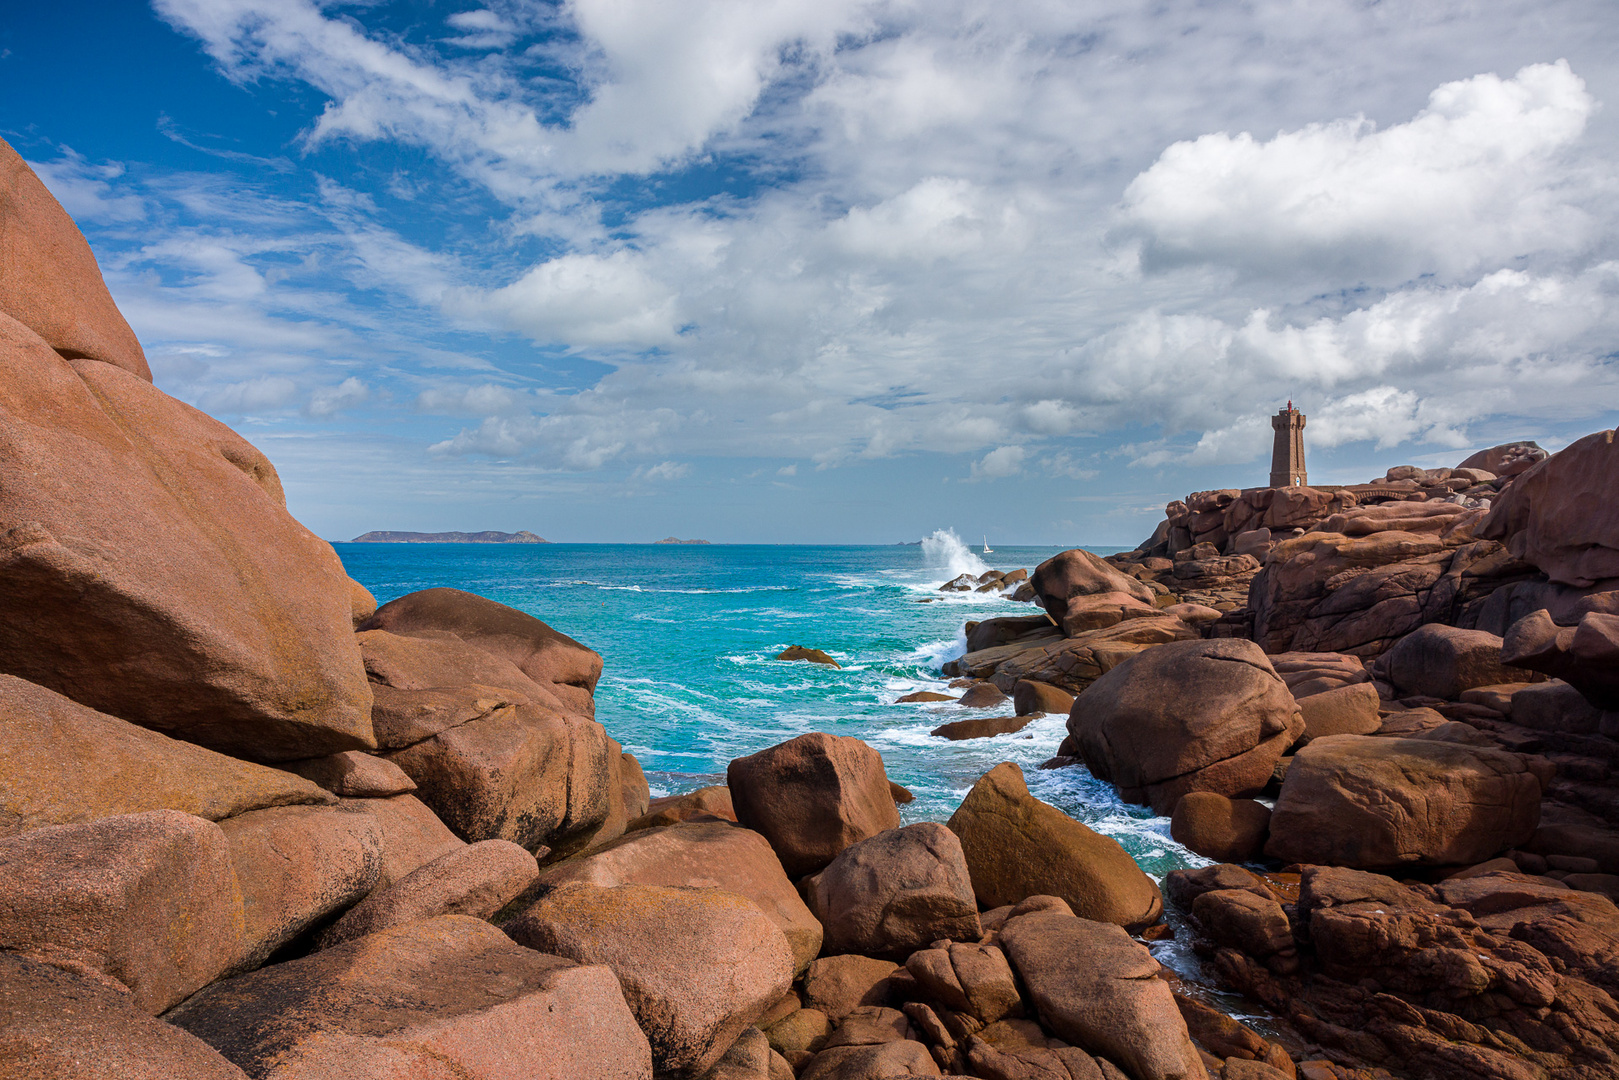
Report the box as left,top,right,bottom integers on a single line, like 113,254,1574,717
653,537,711,544
349,530,549,544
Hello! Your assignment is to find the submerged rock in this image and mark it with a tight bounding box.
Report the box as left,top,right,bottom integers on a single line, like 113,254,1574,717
776,645,842,667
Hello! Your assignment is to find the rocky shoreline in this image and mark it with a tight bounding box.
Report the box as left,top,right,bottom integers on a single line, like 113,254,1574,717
3,136,1619,1080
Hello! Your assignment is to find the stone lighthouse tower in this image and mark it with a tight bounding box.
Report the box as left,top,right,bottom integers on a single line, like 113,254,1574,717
1270,402,1307,487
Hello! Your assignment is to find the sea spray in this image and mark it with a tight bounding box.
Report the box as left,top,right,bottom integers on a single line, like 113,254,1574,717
920,528,990,582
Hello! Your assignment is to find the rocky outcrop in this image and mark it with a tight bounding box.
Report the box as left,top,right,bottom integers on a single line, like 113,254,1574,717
1029,549,1157,636
1480,429,1619,588
352,791,467,887
1503,608,1619,710
168,915,652,1079
0,953,249,1079
728,734,901,878
0,137,150,379
0,810,243,1014
981,617,1198,695
359,620,619,855
999,910,1205,1080
804,823,981,960
506,883,792,1079
220,804,381,971
0,675,334,838
1294,681,1382,743
1170,792,1271,863
318,839,538,948
1174,863,1619,1080
362,587,603,716
1378,623,1530,700
529,820,823,973
946,763,1162,931
279,749,417,797
1266,735,1549,868
0,315,374,761
1069,639,1303,813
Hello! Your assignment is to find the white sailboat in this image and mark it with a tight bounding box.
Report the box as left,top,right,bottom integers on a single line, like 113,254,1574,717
982,536,993,554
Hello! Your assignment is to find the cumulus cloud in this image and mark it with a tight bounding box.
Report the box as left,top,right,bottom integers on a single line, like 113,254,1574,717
198,376,299,413
306,376,369,417
1119,61,1598,282
92,0,1619,540
970,445,1026,479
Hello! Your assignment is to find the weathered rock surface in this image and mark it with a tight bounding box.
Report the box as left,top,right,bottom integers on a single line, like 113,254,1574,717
220,804,381,971
1266,735,1547,867
348,792,466,888
1170,792,1271,863
800,955,904,1022
1502,607,1619,710
804,823,980,959
317,838,538,949
0,809,242,1014
905,941,1022,1024
1013,679,1075,716
1069,639,1303,813
728,733,901,878
168,915,651,1079
1000,910,1204,1080
703,1026,772,1080
984,617,1198,695
929,713,1034,740
1267,651,1369,699
946,763,1161,930
0,952,249,1079
278,750,417,797
1458,440,1546,478
0,137,150,379
631,785,737,830
361,587,603,716
530,820,823,972
1480,428,1619,587
778,645,842,667
1293,682,1382,744
0,675,332,838
1030,549,1157,636
1379,623,1528,700
0,315,374,761
957,682,1009,708
505,882,792,1079
799,1040,940,1080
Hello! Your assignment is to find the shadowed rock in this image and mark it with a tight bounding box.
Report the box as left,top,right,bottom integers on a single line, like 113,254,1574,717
804,823,981,959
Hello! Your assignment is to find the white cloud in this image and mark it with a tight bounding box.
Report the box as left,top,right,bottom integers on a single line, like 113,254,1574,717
29,151,147,223
970,445,1026,479
416,383,528,416
446,9,518,50
635,460,691,481
448,251,680,346
306,376,369,417
1119,61,1598,281
197,376,299,413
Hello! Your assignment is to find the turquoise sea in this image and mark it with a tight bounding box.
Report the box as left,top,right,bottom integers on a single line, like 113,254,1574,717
334,532,1207,888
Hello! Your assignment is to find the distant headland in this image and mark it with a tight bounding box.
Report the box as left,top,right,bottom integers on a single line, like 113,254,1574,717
653,537,711,544
349,530,549,543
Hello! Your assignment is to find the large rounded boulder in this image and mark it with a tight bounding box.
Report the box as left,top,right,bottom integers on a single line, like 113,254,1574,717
0,137,149,380
727,733,901,878
0,315,373,762
946,763,1161,931
1380,623,1530,700
803,822,981,960
1068,639,1304,813
1480,429,1619,587
1029,549,1157,637
1266,734,1550,868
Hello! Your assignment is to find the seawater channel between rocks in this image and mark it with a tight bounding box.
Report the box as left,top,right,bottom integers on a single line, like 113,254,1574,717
337,537,1219,984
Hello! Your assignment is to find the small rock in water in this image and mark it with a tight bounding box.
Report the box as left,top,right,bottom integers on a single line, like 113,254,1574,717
776,645,841,667
895,690,955,703
939,574,977,591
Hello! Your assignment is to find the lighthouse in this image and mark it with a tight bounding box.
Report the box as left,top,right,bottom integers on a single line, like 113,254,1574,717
1270,402,1307,488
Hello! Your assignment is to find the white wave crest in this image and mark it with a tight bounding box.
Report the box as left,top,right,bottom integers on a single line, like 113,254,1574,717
920,528,990,581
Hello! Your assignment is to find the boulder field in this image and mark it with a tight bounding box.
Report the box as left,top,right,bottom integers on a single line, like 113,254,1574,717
4,142,1619,1080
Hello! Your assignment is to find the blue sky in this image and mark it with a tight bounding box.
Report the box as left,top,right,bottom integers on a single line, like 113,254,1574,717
4,0,1617,544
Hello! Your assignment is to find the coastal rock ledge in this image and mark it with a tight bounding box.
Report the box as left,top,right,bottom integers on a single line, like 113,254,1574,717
4,140,1619,1080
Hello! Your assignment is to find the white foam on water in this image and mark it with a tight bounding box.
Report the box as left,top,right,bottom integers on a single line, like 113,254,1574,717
920,528,990,582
